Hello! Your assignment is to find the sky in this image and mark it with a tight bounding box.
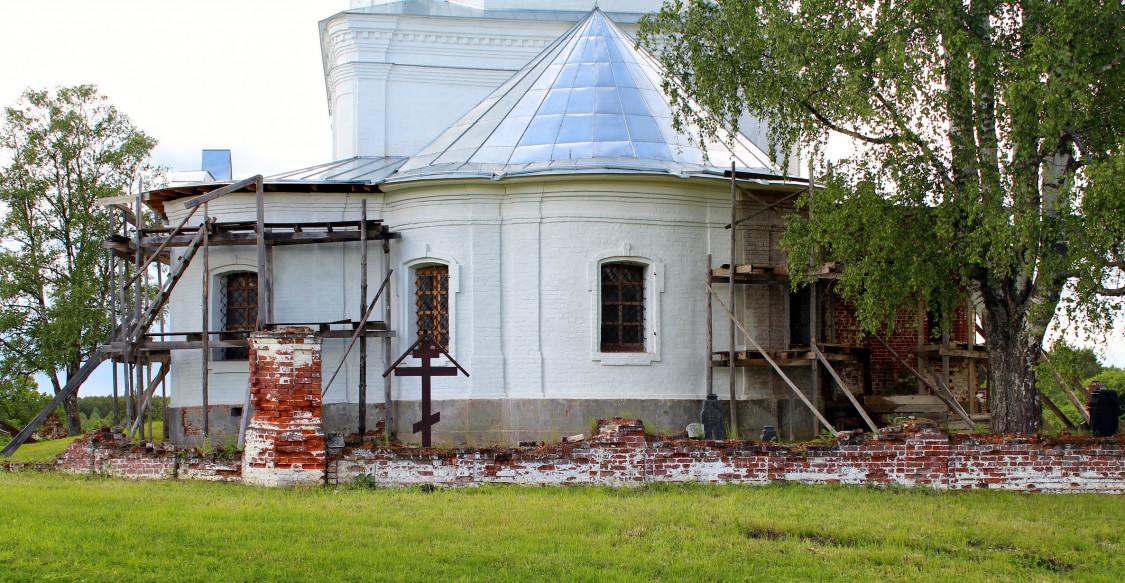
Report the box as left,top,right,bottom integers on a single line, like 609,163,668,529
0,1,343,179
0,1,1121,397
1,1,348,396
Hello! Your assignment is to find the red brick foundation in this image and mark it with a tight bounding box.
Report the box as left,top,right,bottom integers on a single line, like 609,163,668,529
241,328,326,486
57,430,240,481
333,419,1125,492
53,419,1125,492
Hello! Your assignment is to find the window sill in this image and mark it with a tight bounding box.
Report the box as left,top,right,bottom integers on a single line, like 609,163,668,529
593,352,658,366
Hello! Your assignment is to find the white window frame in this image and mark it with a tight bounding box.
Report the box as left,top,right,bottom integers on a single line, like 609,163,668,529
402,254,460,363
208,262,258,373
588,248,663,365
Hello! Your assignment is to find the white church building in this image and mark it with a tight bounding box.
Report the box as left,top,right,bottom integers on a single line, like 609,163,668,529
145,0,823,445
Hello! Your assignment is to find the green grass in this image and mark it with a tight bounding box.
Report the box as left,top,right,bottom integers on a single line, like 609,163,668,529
3,421,165,464
1,435,82,464
1,474,1123,581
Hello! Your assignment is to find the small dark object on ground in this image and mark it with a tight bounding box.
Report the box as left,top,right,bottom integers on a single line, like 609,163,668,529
701,394,724,439
1088,384,1120,437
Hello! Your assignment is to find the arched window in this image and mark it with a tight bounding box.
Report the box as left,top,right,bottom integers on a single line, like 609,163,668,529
415,264,449,350
600,262,645,352
220,271,257,360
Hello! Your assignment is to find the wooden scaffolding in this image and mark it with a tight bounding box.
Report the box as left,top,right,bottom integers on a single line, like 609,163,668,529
706,165,990,439
2,176,398,457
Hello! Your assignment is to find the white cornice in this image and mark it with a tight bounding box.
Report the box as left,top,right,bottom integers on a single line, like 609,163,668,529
386,65,513,87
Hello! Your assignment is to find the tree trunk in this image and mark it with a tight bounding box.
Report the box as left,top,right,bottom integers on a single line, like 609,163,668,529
60,365,82,436
62,392,81,436
981,294,1043,434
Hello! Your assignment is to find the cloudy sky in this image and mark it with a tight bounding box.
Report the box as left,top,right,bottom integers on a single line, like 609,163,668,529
1,1,348,396
0,1,1121,397
0,1,344,179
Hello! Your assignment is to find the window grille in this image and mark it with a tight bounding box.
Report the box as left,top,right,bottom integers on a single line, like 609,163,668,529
415,265,449,350
220,272,257,360
600,263,645,352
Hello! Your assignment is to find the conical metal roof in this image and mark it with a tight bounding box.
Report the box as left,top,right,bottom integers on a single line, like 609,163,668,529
393,8,780,181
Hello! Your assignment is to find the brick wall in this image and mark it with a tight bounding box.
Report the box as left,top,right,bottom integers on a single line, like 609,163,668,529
332,419,1125,493
241,328,326,487
52,418,1125,493
57,431,240,481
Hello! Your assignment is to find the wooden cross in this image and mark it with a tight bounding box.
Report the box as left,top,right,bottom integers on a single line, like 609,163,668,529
383,334,469,447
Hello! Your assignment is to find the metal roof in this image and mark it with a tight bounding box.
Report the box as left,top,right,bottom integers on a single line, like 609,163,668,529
393,8,780,182
266,156,407,183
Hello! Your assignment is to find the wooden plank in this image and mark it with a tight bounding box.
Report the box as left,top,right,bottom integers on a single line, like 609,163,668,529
728,162,739,434
812,342,880,432
705,254,713,397
256,176,268,330
913,345,990,359
120,204,200,283
238,376,253,447
1,352,107,457
182,176,262,209
127,227,207,342
101,339,249,351
1041,350,1091,399
920,358,977,429
383,239,394,439
128,362,170,436
322,270,394,396
359,198,369,437
708,282,835,434
132,229,397,250
1040,389,1077,430
870,330,978,431
201,204,210,439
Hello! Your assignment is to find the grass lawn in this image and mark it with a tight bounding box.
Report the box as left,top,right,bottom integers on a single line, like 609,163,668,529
1,474,1122,581
2,421,164,464
1,435,82,464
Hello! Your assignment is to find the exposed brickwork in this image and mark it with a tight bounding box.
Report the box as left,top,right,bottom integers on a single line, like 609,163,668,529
241,328,326,487
332,419,1125,493
57,431,241,481
44,418,1125,493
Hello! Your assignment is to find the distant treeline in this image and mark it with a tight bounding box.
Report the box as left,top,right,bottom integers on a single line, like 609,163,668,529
75,395,168,430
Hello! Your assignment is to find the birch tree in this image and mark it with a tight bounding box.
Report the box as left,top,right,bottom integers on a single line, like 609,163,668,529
639,0,1125,433
0,85,156,435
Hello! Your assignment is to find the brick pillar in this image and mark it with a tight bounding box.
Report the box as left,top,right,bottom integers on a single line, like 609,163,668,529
242,328,325,487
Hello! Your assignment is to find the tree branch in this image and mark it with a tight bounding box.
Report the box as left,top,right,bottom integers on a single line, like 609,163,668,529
798,100,902,145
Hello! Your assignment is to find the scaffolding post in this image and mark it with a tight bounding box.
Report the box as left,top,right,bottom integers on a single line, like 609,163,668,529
201,203,210,440
728,162,739,435
808,159,819,437
383,231,394,440
255,176,268,330
131,185,144,434
705,254,713,398
110,209,121,427
359,199,369,438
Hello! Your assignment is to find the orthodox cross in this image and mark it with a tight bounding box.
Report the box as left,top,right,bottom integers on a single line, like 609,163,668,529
383,334,469,447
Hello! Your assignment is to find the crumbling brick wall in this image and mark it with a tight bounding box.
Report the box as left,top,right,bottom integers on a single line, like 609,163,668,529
49,419,1125,492
241,328,326,487
333,420,1125,493
57,431,240,481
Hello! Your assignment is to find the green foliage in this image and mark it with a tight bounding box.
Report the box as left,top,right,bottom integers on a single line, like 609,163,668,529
76,394,167,426
1036,339,1101,425
2,474,1125,579
0,374,50,427
639,1,1125,433
0,85,157,434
